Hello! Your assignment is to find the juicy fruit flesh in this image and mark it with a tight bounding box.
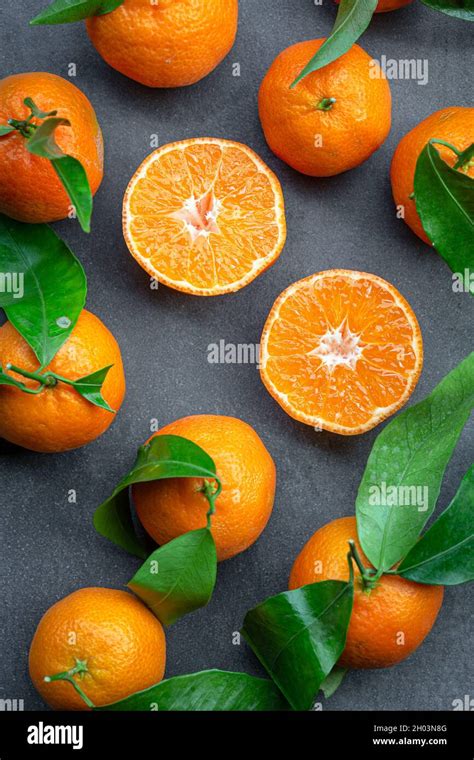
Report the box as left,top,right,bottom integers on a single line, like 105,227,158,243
261,271,422,432
124,140,286,294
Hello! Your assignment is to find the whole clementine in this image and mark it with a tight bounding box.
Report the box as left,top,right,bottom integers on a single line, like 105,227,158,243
29,587,166,710
86,0,239,88
133,415,276,561
0,72,103,224
289,517,444,669
0,310,125,453
391,107,474,244
258,40,391,177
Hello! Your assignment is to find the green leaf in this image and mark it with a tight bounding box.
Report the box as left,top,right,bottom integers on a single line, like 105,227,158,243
93,435,220,558
0,214,86,366
414,142,474,281
0,125,14,136
320,666,347,699
290,0,378,88
420,0,474,20
128,528,217,626
30,0,124,25
241,580,353,711
26,118,93,233
356,353,474,572
397,466,474,585
96,670,291,712
68,365,115,412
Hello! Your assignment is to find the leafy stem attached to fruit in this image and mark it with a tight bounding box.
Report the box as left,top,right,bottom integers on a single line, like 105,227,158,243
348,540,378,591
201,478,223,528
0,98,93,232
44,658,95,709
430,138,474,172
0,362,115,412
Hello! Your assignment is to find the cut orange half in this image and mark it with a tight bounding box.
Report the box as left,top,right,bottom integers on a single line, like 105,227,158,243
260,270,423,435
123,138,286,296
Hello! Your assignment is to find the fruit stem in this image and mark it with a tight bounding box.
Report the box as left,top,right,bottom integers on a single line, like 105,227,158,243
44,659,95,709
316,97,336,111
348,540,378,591
6,363,58,388
201,479,222,528
430,139,474,172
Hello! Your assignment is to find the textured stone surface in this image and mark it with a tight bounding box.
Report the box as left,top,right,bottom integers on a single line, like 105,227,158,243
0,0,472,711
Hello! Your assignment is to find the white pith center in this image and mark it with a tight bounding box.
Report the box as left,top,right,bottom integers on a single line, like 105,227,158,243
310,321,363,370
172,189,221,243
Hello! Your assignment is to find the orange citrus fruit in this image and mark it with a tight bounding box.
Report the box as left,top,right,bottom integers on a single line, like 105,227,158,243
335,0,413,10
0,310,125,453
258,40,391,177
123,138,286,295
133,415,276,561
289,517,444,669
260,270,423,435
0,72,103,224
29,587,166,710
391,107,474,244
86,0,238,88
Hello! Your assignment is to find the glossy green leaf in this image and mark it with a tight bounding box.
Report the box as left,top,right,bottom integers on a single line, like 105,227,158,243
27,118,93,233
242,580,353,711
0,125,14,136
420,0,474,20
31,0,124,25
0,214,86,366
96,670,291,712
94,435,219,558
357,353,474,572
397,466,474,585
67,365,115,412
291,0,378,88
414,142,474,279
128,528,217,626
320,666,347,699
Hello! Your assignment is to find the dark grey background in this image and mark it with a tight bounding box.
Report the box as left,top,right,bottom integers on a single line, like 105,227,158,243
0,0,472,711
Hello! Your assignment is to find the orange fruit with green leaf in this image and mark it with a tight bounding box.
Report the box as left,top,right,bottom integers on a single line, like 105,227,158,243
0,72,103,229
133,415,276,561
0,309,125,453
391,107,474,244
259,270,423,435
123,138,286,295
258,40,391,177
29,587,166,710
289,516,444,669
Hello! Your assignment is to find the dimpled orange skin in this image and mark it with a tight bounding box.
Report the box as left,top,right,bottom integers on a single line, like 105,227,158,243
86,0,238,88
29,588,166,710
335,0,413,11
0,310,125,453
0,72,103,224
133,415,276,561
391,107,474,244
258,40,391,177
289,517,444,669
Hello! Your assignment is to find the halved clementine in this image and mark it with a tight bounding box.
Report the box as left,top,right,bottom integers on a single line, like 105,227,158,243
260,270,423,435
123,138,286,296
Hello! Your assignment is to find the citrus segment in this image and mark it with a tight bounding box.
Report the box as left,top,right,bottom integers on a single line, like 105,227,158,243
260,270,423,434
123,138,286,295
